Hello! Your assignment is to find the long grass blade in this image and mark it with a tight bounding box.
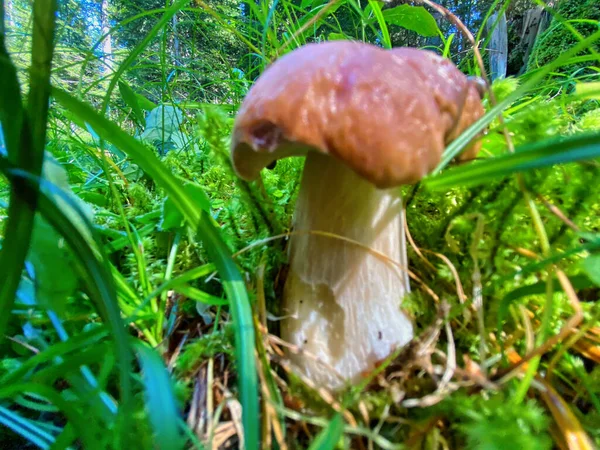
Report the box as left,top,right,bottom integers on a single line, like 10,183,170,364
432,30,600,172
51,88,260,450
367,0,390,48
0,160,134,415
0,324,108,386
425,132,600,190
134,340,185,450
0,0,57,343
308,414,344,450
0,383,96,449
0,405,55,449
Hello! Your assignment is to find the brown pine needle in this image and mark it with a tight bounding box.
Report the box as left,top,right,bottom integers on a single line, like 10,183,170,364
536,193,580,232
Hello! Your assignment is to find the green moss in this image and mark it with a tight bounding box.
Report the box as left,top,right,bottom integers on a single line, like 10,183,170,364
126,183,155,217
579,108,600,131
450,393,552,450
174,327,235,377
528,0,600,73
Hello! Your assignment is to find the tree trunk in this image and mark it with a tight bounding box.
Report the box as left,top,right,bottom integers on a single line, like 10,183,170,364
487,11,508,80
101,0,113,72
518,6,550,74
172,12,180,64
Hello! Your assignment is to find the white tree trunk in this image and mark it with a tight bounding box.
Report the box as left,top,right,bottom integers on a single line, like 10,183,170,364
519,6,551,74
487,12,508,81
101,0,113,72
172,11,180,64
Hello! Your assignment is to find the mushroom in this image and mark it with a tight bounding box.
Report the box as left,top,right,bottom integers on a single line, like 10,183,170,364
229,40,485,390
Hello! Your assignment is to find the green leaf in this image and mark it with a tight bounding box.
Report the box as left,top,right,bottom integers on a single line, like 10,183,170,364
136,93,158,112
160,182,211,231
27,217,78,315
578,231,600,245
118,81,145,126
42,153,95,241
582,254,600,286
382,4,439,37
0,49,24,163
134,341,185,450
27,154,91,315
139,106,188,155
424,133,600,190
0,383,96,449
174,284,228,306
308,414,344,450
143,105,183,133
78,191,109,208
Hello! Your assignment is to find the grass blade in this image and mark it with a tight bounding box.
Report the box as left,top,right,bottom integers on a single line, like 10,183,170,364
308,414,344,450
52,88,260,450
0,405,55,449
174,284,229,306
432,29,600,173
0,160,134,414
0,0,57,344
52,88,201,224
425,132,600,190
134,341,185,450
497,274,594,330
0,324,107,384
367,0,391,48
489,238,600,290
0,383,96,449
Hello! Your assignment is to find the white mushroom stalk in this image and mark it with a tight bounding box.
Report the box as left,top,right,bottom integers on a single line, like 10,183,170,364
281,151,413,389
229,40,485,392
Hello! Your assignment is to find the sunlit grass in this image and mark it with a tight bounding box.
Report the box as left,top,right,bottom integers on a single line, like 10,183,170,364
0,0,599,448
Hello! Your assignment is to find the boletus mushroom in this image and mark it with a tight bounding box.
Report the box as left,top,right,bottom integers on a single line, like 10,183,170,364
229,40,485,390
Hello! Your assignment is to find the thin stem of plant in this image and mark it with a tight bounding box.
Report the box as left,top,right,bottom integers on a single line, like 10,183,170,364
536,193,581,232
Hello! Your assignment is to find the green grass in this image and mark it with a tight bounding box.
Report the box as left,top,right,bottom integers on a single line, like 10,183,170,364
0,0,599,448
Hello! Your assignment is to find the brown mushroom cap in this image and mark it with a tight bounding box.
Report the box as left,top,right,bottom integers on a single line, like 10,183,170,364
230,40,484,189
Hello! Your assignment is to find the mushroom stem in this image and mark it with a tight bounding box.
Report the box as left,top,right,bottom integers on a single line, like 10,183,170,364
281,151,414,390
